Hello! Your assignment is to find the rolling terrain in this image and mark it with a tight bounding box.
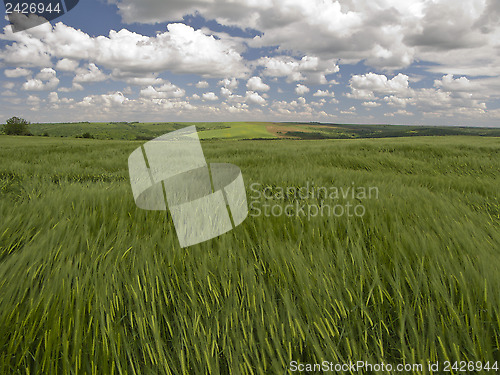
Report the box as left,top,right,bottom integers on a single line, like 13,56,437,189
25,121,500,140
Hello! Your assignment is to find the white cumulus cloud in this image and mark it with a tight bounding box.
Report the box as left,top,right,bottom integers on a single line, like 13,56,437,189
245,91,266,105
73,63,107,83
246,76,270,92
22,68,59,91
55,58,79,72
196,81,209,88
295,84,310,95
5,67,32,77
258,55,339,84
218,78,239,90
202,92,219,101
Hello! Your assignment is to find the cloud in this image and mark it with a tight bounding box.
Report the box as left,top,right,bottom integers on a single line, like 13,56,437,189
5,67,31,77
48,92,59,103
383,95,410,108
2,1,500,126
350,73,409,94
73,63,107,83
0,24,53,67
55,58,79,71
434,74,480,92
270,97,325,118
27,94,41,106
224,102,250,114
58,83,84,92
106,0,500,76
346,89,376,100
139,86,163,98
257,55,339,84
110,71,165,86
340,106,357,115
0,22,249,79
78,92,128,108
218,78,239,90
108,0,418,69
23,79,51,91
395,109,413,116
347,72,411,101
22,68,59,91
313,89,335,97
245,91,266,105
404,1,484,50
409,88,486,112
474,0,500,33
110,0,362,59
295,84,310,95
220,87,232,97
202,92,219,101
36,67,57,81
93,24,248,78
362,101,381,108
348,71,488,118
140,83,186,99
246,76,270,92
1,90,16,97
196,81,209,88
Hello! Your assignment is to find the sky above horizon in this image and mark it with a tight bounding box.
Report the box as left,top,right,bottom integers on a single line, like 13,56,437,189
1,0,500,127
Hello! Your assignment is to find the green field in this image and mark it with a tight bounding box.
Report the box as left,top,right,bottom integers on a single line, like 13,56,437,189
23,121,500,140
197,122,276,140
0,134,499,374
24,122,277,140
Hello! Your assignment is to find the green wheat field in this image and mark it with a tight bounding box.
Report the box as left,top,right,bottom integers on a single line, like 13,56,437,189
0,130,499,374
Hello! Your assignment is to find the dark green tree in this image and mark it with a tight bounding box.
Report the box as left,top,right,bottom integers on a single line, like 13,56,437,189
3,117,30,135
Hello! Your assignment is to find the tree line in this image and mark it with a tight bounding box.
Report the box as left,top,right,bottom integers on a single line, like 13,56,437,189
2,117,31,135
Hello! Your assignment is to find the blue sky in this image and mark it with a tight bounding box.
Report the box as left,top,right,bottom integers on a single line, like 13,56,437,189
1,0,500,126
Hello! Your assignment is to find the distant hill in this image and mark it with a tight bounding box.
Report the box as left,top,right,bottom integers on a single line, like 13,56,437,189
17,121,500,140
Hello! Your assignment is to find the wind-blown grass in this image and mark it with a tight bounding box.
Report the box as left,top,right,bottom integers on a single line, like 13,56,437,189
0,135,499,374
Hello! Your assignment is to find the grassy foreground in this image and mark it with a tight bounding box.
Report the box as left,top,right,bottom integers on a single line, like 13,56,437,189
0,135,499,374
